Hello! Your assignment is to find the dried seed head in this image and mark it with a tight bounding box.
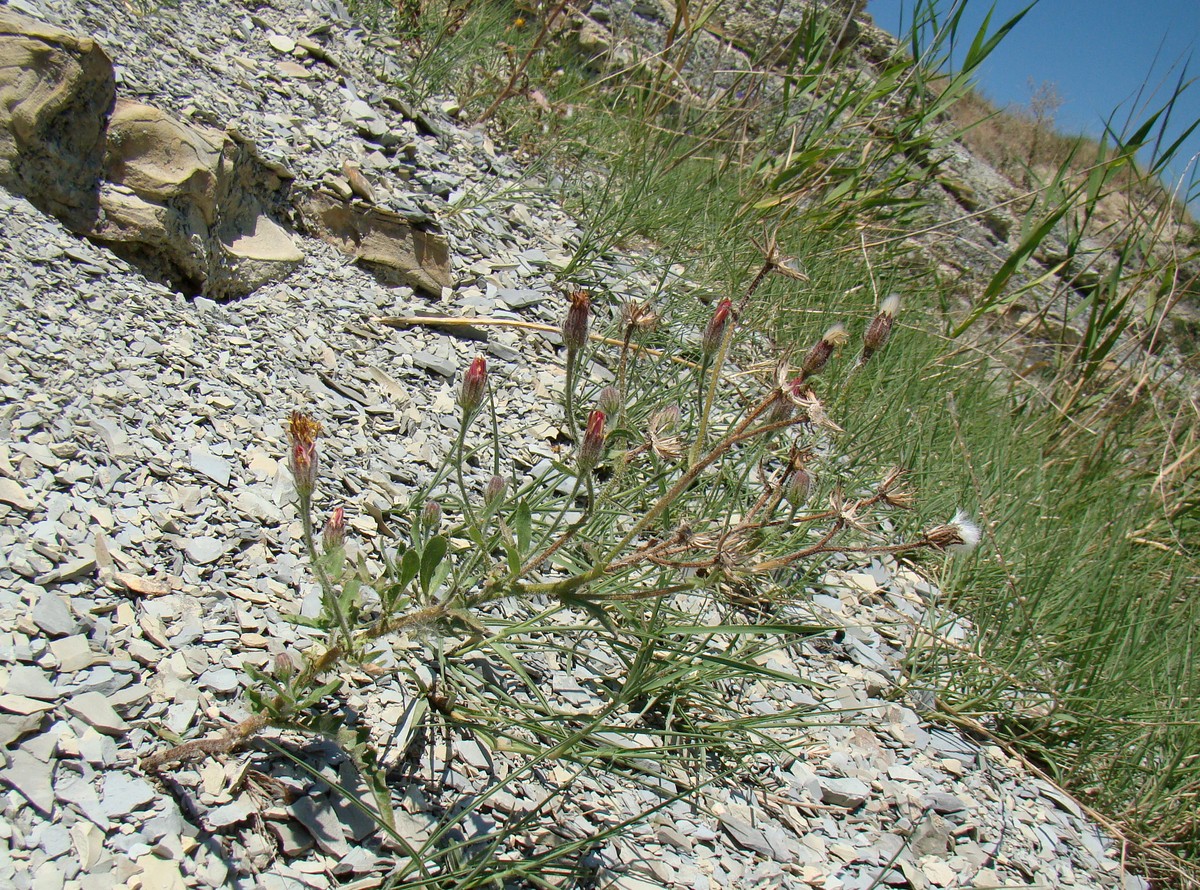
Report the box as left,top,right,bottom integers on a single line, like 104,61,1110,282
800,324,848,379
926,509,981,554
287,411,322,499
459,356,488,416
879,467,915,510
322,506,346,552
648,406,683,460
622,300,659,336
484,474,507,509
578,409,606,473
783,384,843,433
562,289,590,353
861,294,901,364
597,385,622,417
701,298,734,359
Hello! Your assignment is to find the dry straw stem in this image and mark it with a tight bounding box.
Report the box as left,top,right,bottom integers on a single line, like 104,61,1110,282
375,315,701,369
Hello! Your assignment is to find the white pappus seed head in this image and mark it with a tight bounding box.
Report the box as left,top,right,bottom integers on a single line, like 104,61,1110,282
948,509,981,554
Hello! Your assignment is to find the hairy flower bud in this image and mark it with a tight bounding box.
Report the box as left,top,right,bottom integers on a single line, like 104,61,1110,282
578,410,606,473
783,447,814,508
784,465,812,508
860,294,900,365
597,385,622,417
562,289,590,353
322,506,346,553
800,324,849,379
484,474,507,509
287,411,322,500
459,356,488,416
273,652,296,681
422,500,442,533
701,298,734,359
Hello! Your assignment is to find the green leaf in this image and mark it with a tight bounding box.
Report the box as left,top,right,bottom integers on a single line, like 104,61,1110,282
398,547,420,594
420,534,448,596
295,679,343,711
498,517,522,576
281,612,329,630
514,499,533,556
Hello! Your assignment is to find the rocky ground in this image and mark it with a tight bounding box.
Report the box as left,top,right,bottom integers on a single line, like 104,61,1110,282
0,0,1158,887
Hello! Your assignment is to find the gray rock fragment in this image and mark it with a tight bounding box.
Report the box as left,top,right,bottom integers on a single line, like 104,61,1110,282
184,537,226,565
207,795,257,829
921,791,967,815
819,776,870,808
189,446,232,487
101,774,157,818
31,593,77,637
64,691,129,734
0,748,56,815
3,665,59,700
290,795,348,857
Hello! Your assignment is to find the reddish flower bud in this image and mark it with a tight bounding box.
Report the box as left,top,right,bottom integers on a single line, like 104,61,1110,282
800,324,848,379
322,506,346,553
562,289,590,353
701,298,734,358
287,411,322,499
459,356,488,416
484,474,507,509
578,410,606,473
597,385,622,417
860,294,900,365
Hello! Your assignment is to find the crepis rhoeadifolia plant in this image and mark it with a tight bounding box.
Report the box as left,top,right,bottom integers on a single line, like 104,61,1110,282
143,239,979,788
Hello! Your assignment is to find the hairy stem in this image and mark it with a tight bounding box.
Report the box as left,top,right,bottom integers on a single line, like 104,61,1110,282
300,491,353,650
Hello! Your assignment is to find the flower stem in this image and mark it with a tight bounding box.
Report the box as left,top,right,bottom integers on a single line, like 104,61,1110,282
689,323,734,468
299,491,353,651
454,417,480,538
564,346,579,441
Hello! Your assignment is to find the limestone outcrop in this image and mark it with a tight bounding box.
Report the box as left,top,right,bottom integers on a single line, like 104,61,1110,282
0,8,451,299
93,100,303,298
0,9,114,229
300,190,452,296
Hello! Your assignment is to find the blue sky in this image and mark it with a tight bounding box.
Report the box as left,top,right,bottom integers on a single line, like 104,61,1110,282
865,0,1200,205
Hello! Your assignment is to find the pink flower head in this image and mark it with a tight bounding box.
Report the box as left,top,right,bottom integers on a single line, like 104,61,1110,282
562,289,590,353
800,324,848,379
287,411,322,499
701,298,734,358
322,506,346,552
861,294,900,365
459,356,488,416
578,409,606,473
